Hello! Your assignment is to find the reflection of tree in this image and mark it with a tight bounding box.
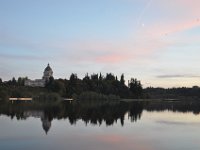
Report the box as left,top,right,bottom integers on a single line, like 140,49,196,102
61,101,144,126
128,102,143,122
145,101,200,114
1,100,200,134
0,101,144,133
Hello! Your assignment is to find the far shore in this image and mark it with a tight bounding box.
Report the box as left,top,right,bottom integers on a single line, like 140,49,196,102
121,98,189,102
2,97,200,103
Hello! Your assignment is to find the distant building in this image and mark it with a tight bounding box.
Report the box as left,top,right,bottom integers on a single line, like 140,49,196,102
42,63,53,81
25,64,53,87
24,79,46,87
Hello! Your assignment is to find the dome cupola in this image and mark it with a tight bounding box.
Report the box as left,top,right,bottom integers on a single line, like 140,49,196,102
43,63,53,81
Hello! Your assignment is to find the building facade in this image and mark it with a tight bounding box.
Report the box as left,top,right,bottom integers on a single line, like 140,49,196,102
42,64,53,81
25,64,53,87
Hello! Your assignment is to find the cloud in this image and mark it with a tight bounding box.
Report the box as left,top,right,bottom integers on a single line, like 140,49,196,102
156,74,200,79
0,30,40,50
157,1,200,34
147,19,200,38
94,54,129,63
0,53,45,61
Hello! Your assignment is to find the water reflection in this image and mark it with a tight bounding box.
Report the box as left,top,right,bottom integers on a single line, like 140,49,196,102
23,110,51,134
0,100,200,134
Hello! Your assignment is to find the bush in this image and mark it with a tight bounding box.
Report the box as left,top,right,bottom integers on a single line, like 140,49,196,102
33,93,61,103
76,91,120,101
0,90,9,101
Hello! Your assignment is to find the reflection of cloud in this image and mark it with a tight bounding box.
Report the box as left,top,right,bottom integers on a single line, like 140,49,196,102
156,74,200,79
96,135,126,143
156,120,200,126
94,134,154,150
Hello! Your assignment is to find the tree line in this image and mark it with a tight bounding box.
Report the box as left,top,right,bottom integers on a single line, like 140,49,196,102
144,86,200,100
2,74,200,101
46,73,143,98
0,73,143,100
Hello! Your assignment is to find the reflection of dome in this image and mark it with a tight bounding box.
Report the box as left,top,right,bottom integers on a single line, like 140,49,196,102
41,117,52,134
43,63,53,81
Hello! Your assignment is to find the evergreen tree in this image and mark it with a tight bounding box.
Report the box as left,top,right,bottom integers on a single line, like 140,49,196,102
120,74,125,85
106,73,115,81
129,78,143,98
11,77,17,85
99,73,103,81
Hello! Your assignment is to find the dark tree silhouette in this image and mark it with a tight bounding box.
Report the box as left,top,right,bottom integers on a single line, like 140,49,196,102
129,78,143,98
120,74,125,85
0,73,144,99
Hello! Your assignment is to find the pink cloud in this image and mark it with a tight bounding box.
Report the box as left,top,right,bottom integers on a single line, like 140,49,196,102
95,54,132,63
135,0,200,38
155,0,200,34
168,0,200,10
147,19,200,37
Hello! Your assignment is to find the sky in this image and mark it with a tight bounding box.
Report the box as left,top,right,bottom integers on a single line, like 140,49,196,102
0,0,200,88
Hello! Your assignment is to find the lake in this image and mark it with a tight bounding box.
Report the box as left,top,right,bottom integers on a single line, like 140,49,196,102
0,100,200,150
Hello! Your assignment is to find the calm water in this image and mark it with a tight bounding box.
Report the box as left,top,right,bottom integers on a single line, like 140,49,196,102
0,101,200,150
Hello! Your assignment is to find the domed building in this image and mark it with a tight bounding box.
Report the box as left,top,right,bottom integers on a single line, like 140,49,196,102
43,63,53,81
25,64,53,87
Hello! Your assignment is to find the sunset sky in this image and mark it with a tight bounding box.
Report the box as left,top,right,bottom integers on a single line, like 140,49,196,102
0,0,200,87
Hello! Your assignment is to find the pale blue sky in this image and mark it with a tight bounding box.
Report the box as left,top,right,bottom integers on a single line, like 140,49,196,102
0,0,200,87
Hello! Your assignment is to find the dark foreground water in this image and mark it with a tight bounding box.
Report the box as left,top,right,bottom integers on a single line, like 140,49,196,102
0,101,200,150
